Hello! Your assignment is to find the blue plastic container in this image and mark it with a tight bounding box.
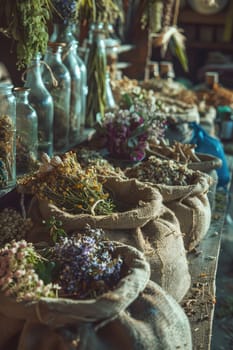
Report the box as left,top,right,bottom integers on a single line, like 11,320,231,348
189,122,230,188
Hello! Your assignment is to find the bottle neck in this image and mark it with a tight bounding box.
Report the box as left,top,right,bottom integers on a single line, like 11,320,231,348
51,23,76,44
0,84,14,97
25,59,44,87
15,91,29,104
88,22,106,42
45,47,63,65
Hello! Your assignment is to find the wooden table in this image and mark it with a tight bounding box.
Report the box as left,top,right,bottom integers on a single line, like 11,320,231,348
182,156,233,350
0,153,232,350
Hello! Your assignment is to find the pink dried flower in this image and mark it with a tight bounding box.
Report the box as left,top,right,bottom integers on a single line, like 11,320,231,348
99,103,166,161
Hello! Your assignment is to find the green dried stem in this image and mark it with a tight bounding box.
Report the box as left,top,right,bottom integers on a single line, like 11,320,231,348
162,0,175,29
0,0,53,69
77,0,123,25
141,0,163,33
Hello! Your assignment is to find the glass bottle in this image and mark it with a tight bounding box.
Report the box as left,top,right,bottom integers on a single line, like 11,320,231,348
64,41,82,147
42,42,71,153
0,83,16,195
50,24,82,146
218,106,233,141
105,23,120,81
50,23,87,136
105,66,116,112
24,54,54,158
85,22,107,128
76,44,88,133
14,87,38,176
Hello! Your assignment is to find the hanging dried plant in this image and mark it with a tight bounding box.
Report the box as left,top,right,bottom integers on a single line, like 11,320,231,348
141,0,163,33
0,0,53,69
76,0,123,25
143,0,189,72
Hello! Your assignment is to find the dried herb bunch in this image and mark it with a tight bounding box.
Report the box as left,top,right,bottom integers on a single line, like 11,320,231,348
148,140,201,164
0,240,59,301
85,23,107,127
0,115,14,187
0,223,124,301
50,225,123,299
141,0,163,33
125,156,197,186
96,102,166,162
18,152,115,215
77,0,123,25
76,148,125,178
51,0,79,24
196,84,233,109
142,0,188,72
102,108,163,161
0,208,33,247
0,0,53,69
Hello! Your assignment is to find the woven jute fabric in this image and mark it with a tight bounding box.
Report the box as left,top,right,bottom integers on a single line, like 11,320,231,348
146,148,221,211
27,177,190,302
153,172,212,252
124,169,212,252
187,153,222,211
0,245,192,350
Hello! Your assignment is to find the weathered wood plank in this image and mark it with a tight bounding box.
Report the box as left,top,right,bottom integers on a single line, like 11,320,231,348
182,155,233,350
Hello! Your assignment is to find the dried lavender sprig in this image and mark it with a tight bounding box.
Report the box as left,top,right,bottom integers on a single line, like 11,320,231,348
52,0,78,24
51,226,123,299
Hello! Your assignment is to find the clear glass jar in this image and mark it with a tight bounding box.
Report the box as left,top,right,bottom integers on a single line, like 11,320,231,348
76,44,88,133
85,22,107,128
50,23,87,135
42,42,71,153
64,41,82,147
14,87,38,176
105,23,120,80
24,54,54,158
105,67,116,112
0,83,16,194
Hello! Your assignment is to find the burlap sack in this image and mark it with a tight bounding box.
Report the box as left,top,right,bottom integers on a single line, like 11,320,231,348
153,172,212,252
27,177,190,302
187,153,222,211
0,244,192,350
146,146,221,211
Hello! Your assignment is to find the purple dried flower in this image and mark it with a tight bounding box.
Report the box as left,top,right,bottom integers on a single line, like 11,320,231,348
51,226,123,299
52,0,77,24
101,107,153,161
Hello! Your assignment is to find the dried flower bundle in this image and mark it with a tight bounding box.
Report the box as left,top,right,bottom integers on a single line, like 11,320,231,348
0,224,123,301
77,0,123,26
18,152,115,215
0,240,59,301
96,98,166,162
51,225,123,299
76,148,126,178
0,0,53,68
125,156,197,186
51,0,78,24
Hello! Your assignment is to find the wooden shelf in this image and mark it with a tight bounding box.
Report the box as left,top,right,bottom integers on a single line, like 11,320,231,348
186,41,233,50
178,8,227,25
